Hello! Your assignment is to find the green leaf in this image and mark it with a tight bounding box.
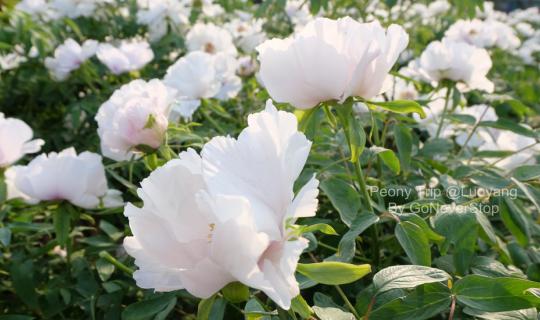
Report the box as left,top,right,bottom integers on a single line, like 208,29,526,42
372,265,451,294
312,306,355,320
0,227,11,247
393,124,413,171
432,208,478,275
296,262,371,285
395,221,431,266
0,176,6,203
54,203,73,248
122,294,177,320
291,295,313,319
244,298,274,319
370,147,400,174
454,275,540,312
10,260,38,309
95,258,115,282
480,119,538,138
99,220,123,241
197,295,216,320
320,178,361,226
368,100,426,119
221,282,250,303
396,213,444,242
348,117,367,162
369,283,452,320
463,307,538,320
513,165,540,181
329,212,379,262
297,223,338,236
500,198,531,247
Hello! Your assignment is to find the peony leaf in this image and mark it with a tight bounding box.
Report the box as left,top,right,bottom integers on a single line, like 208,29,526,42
296,262,371,285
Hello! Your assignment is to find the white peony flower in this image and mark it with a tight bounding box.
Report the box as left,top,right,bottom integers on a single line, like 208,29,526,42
136,0,190,42
285,0,314,31
201,0,224,17
445,19,520,50
186,23,238,56
96,39,154,75
256,17,408,109
49,0,104,18
479,130,539,171
123,100,318,309
225,18,266,53
518,34,540,65
0,52,27,71
96,79,176,161
44,38,98,81
163,51,241,120
12,148,122,209
15,0,49,17
0,113,44,168
410,39,494,93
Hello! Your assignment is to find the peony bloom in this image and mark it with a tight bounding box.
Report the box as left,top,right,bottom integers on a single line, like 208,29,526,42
256,17,408,109
410,39,494,93
96,39,154,75
44,38,98,81
124,100,318,309
225,18,266,53
0,113,44,168
96,79,176,161
445,19,520,50
480,130,540,171
186,23,238,56
49,0,103,18
12,148,122,209
15,0,49,17
163,51,241,119
136,0,190,42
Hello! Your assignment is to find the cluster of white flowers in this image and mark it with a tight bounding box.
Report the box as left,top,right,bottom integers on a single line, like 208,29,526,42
45,38,154,80
124,101,318,309
15,0,112,20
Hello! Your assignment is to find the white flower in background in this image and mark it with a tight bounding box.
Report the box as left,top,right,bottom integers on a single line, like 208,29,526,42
186,23,238,56
410,39,494,92
509,6,540,24
0,52,27,71
445,19,520,50
237,56,258,76
515,22,535,37
518,34,540,65
44,39,98,81
479,130,539,171
386,76,418,101
15,0,49,17
96,39,154,75
453,104,498,147
136,0,190,42
201,0,224,17
49,0,98,18
285,0,314,31
124,101,318,309
405,0,450,24
96,79,176,161
163,51,241,120
12,148,122,209
0,113,44,168
256,17,408,109
225,18,266,53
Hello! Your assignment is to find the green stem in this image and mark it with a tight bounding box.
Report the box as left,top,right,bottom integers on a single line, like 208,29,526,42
99,251,134,275
335,285,360,319
456,104,490,157
435,87,452,139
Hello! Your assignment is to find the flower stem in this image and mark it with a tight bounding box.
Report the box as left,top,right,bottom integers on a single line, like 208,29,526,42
435,86,452,139
335,285,361,319
99,251,134,275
